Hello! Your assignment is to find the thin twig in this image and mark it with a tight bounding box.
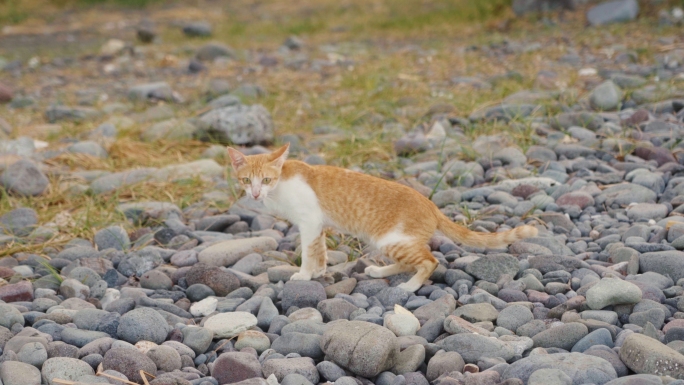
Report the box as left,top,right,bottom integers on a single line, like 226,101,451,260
213,335,237,353
96,371,139,385
53,380,77,385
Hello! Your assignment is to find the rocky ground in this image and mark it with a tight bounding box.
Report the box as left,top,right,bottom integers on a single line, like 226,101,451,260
4,0,684,384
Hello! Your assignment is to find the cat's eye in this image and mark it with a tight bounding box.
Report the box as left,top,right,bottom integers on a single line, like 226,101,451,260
242,178,251,184
263,178,272,184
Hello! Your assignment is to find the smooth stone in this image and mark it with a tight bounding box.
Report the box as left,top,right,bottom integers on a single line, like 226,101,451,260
586,278,642,310
204,312,257,338
619,333,684,378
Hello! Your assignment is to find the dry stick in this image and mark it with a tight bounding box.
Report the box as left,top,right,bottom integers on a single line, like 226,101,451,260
53,380,77,385
96,371,139,385
142,370,156,379
213,335,237,353
140,370,151,385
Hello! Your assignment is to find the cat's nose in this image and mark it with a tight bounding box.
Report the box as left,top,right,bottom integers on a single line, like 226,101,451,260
253,192,260,198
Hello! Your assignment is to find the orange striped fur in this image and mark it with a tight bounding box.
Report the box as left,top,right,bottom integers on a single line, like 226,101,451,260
227,144,538,292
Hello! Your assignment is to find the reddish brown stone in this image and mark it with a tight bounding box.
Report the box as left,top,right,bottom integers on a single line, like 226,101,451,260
556,191,595,209
211,352,262,384
635,147,676,166
128,227,152,242
185,263,239,296
0,280,33,302
511,184,540,199
623,109,649,126
0,83,12,103
0,267,17,279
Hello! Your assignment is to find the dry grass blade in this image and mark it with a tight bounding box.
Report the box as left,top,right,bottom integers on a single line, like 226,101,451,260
45,152,109,171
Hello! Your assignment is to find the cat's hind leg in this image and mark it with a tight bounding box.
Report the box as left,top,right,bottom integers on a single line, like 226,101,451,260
290,225,323,281
310,233,328,278
384,243,438,292
365,263,413,278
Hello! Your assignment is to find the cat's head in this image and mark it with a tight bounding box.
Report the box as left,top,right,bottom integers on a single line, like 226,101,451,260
226,144,289,201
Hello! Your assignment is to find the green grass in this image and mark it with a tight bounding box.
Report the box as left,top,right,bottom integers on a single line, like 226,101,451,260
0,0,29,24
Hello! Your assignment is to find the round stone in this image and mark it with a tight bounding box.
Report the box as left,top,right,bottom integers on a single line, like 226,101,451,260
146,345,182,372
139,270,173,290
18,342,48,368
103,347,157,383
497,305,534,333
117,307,172,344
41,358,95,385
234,330,271,353
0,361,41,385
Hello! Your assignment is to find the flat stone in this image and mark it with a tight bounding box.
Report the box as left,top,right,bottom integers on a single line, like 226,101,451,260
587,0,639,26
502,352,617,384
619,333,684,379
198,237,278,266
465,254,519,283
204,311,257,338
586,278,642,310
437,333,515,364
452,303,498,323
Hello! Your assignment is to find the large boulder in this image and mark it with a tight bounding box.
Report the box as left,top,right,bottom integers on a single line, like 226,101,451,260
619,333,684,379
320,320,399,378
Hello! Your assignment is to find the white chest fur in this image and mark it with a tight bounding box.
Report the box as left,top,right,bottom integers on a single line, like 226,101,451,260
264,175,325,229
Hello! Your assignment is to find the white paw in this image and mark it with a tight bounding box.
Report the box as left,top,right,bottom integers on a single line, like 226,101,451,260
312,267,327,278
397,282,421,292
289,272,312,281
364,265,382,278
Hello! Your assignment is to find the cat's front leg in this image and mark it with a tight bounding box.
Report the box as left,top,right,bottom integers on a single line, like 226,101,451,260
289,225,323,281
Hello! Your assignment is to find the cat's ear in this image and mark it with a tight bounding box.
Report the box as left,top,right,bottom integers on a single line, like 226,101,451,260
268,143,290,168
227,147,248,170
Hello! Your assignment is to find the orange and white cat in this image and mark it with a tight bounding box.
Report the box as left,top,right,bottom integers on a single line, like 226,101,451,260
227,144,538,292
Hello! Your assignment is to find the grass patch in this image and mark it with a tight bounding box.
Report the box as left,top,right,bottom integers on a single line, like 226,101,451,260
0,0,29,24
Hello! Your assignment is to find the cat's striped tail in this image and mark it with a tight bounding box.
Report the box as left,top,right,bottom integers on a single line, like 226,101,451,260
436,213,538,249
